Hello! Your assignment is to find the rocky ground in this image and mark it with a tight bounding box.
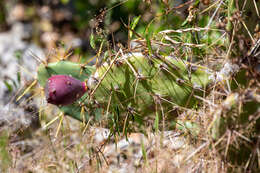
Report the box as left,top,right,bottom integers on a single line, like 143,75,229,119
0,22,43,132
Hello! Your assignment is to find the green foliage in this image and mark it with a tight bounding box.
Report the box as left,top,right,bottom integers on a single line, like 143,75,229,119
3,80,13,93
90,33,96,50
130,15,141,38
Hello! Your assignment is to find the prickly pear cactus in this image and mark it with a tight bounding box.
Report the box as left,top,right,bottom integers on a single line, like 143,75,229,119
37,52,213,123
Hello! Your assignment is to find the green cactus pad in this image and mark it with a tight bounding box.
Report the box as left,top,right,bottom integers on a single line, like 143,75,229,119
37,53,213,122
37,61,95,86
89,53,212,117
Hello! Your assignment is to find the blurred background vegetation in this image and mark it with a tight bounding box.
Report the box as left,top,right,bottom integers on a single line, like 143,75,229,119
0,0,197,56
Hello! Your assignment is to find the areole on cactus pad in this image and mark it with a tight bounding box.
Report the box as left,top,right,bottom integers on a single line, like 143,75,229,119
37,52,218,122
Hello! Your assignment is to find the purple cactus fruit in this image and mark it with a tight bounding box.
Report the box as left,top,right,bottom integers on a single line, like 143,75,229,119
45,75,87,106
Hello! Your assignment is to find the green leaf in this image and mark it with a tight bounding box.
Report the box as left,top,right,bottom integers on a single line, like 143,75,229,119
14,50,22,60
144,20,154,55
130,15,141,38
181,18,189,27
145,34,152,55
154,112,159,133
17,72,21,85
3,80,12,93
141,139,147,165
90,33,96,50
